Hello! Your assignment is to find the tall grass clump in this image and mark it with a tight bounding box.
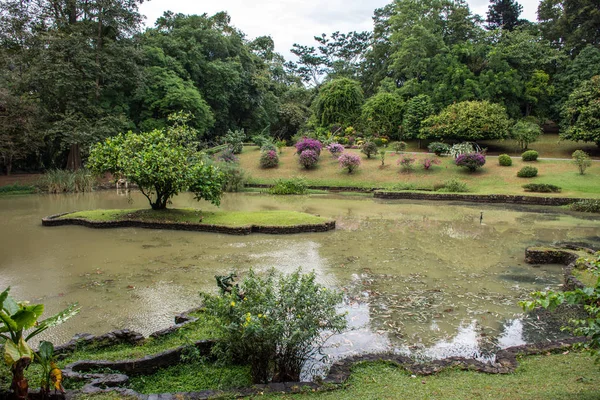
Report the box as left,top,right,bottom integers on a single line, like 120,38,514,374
269,177,308,195
36,169,96,193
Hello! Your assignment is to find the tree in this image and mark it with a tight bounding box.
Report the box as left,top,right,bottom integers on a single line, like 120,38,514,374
402,95,434,139
360,92,404,138
511,119,542,149
561,76,600,146
314,78,364,127
420,101,511,141
486,0,524,31
88,115,224,210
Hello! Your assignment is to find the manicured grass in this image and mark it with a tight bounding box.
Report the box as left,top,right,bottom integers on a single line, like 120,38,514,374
59,208,329,227
239,146,600,198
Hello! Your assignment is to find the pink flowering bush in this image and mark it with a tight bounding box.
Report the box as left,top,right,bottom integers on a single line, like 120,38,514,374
295,137,323,155
398,155,416,172
326,143,345,158
455,152,486,172
338,153,361,173
422,157,441,170
259,150,279,168
298,149,319,169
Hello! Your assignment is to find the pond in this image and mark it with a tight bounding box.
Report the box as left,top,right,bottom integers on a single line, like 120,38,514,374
1,191,598,364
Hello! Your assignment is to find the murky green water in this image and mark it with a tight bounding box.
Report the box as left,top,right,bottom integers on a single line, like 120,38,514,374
1,191,598,361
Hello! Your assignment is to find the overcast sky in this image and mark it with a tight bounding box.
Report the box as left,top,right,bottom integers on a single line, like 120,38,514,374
138,0,541,61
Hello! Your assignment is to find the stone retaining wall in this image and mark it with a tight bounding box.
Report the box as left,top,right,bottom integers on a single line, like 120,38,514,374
524,246,595,290
374,191,583,206
41,213,336,235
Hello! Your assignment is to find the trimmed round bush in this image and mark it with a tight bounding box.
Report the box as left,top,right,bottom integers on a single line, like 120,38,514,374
326,143,345,157
428,142,450,156
259,150,279,168
517,166,538,177
361,141,378,158
338,153,361,173
521,150,539,161
455,152,486,172
298,149,319,169
295,137,322,155
498,154,512,166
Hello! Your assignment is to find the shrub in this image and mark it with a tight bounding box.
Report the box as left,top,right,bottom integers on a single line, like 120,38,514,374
449,142,476,158
572,150,592,175
326,143,345,157
379,148,386,166
455,152,486,172
36,169,96,193
373,137,389,146
517,166,538,177
569,199,600,213
498,154,512,166
218,163,247,192
393,141,407,153
269,177,308,195
298,149,319,169
435,178,469,193
0,183,35,194
218,148,239,163
422,157,441,170
521,150,539,161
522,183,561,193
276,140,286,154
361,141,378,158
223,129,245,154
398,155,416,172
427,142,450,156
201,269,347,383
511,120,542,150
252,134,271,148
295,137,322,155
261,142,277,153
259,150,279,168
338,153,361,173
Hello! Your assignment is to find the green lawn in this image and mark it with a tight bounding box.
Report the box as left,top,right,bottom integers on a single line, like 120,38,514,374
59,208,330,227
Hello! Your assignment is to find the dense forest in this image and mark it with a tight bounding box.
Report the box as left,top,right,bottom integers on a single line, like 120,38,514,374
1,0,599,174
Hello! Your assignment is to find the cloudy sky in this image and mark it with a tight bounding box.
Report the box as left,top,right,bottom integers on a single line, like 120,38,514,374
138,0,541,60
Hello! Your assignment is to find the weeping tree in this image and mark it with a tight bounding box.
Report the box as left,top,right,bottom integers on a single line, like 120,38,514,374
314,78,364,127
88,114,224,210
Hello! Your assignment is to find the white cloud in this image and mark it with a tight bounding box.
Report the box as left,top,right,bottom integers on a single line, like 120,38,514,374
138,0,542,61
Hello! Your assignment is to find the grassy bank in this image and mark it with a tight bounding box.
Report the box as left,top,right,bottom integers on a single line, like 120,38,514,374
58,208,329,227
0,183,36,195
239,147,600,198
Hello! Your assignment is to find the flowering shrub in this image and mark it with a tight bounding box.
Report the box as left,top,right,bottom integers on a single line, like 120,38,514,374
259,150,279,168
201,269,347,384
218,148,239,163
397,155,416,172
455,152,486,172
422,157,441,170
326,143,345,157
361,141,378,158
338,152,361,173
295,137,323,155
298,149,319,169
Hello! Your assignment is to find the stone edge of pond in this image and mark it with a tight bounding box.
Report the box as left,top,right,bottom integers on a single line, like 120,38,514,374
374,191,585,206
525,245,596,291
41,212,336,235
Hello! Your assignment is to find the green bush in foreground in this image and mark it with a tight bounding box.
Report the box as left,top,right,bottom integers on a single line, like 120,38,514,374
498,154,512,166
521,150,539,161
517,166,538,178
268,177,308,195
201,269,347,384
572,150,592,175
435,178,469,193
569,199,600,213
522,183,561,193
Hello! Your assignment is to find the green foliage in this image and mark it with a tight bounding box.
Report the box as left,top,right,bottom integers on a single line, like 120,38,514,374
572,150,592,175
435,178,469,193
420,101,511,141
268,177,308,195
449,142,476,158
517,166,538,177
361,141,378,158
252,135,272,148
486,0,524,30
498,154,513,166
397,155,416,172
314,78,364,127
88,117,224,210
522,183,561,193
360,92,404,138
569,199,600,213
393,141,407,153
427,142,450,156
218,163,247,193
0,184,36,194
223,129,245,154
521,150,539,161
511,120,542,150
561,76,600,145
200,269,347,383
36,169,96,193
402,95,434,140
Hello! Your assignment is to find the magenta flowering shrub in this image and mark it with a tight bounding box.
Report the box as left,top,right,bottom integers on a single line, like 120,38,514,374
338,153,361,173
259,150,279,168
295,137,323,155
326,143,345,157
422,157,441,170
398,155,416,172
298,149,319,169
455,152,486,172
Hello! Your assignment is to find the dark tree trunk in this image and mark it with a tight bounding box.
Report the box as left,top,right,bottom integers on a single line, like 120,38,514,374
66,143,82,170
11,358,31,400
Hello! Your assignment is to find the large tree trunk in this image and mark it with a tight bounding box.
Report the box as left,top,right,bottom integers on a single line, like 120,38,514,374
66,143,82,170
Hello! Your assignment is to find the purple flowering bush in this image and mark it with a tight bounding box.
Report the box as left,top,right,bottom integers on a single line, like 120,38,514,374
298,149,319,169
326,143,345,158
338,153,361,173
295,137,323,155
259,150,279,168
455,152,486,172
